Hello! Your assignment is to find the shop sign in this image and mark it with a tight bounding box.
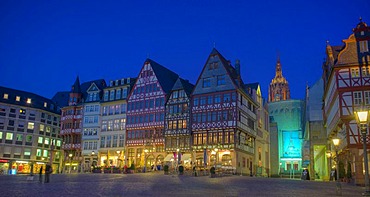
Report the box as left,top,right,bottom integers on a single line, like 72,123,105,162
0,159,9,163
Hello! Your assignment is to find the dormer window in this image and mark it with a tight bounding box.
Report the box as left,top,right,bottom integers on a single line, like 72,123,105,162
3,94,8,99
16,96,20,101
27,98,31,104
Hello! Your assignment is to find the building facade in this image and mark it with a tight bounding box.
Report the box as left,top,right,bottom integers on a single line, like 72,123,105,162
303,78,327,180
126,59,179,171
60,77,106,173
164,78,194,168
99,78,134,169
0,86,62,175
246,83,270,177
81,81,106,172
322,19,370,185
191,49,258,175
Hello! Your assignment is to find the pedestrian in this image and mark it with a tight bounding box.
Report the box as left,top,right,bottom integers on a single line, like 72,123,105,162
123,164,128,174
39,166,43,183
45,164,52,183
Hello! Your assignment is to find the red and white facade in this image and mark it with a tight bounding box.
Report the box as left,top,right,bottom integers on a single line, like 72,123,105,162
323,19,370,185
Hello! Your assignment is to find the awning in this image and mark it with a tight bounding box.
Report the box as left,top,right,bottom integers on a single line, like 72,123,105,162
164,154,174,161
181,154,191,161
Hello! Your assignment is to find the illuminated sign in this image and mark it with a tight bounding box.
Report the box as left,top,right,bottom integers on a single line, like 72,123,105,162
282,130,301,158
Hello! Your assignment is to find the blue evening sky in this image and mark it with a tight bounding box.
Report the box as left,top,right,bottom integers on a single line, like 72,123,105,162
0,0,369,100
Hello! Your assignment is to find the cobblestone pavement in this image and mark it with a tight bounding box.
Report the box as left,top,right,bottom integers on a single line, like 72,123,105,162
0,172,365,197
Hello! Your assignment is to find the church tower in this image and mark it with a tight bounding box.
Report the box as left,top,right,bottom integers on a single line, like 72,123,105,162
268,55,290,102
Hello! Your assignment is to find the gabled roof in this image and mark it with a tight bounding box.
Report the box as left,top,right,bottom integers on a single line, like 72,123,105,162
210,48,244,88
172,78,195,96
52,91,69,108
80,79,106,100
0,86,60,114
147,58,179,94
244,82,259,91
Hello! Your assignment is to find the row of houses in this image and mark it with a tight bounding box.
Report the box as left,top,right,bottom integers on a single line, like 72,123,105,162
55,48,270,176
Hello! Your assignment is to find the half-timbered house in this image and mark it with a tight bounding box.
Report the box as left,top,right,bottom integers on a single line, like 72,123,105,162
126,59,179,171
164,78,194,168
323,19,370,185
191,48,258,175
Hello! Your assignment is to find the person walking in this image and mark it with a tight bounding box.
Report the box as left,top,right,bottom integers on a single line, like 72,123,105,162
39,166,43,183
45,164,52,183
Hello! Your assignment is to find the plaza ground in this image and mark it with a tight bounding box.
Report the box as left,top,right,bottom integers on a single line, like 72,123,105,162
0,172,365,197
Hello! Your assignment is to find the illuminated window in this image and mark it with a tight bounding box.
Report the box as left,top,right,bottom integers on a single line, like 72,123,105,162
56,140,61,147
3,94,8,99
38,137,43,143
351,68,360,78
19,109,26,115
26,98,31,104
27,122,34,129
43,150,48,157
24,149,31,156
6,132,13,140
0,131,2,140
45,138,49,145
16,134,22,141
16,96,20,101
40,124,45,131
362,66,370,77
36,149,42,156
44,102,47,107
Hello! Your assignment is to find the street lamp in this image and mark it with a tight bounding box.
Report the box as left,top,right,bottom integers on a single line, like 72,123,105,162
116,151,121,168
144,149,148,173
68,153,73,174
332,138,341,196
355,106,370,196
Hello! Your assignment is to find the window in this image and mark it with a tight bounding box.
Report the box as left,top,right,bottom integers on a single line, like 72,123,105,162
0,131,2,140
193,98,199,106
3,94,8,99
27,98,31,104
354,91,362,105
224,94,230,102
122,88,128,98
6,132,13,140
351,68,360,78
363,66,370,77
116,89,121,99
36,149,42,157
43,150,48,157
19,108,26,115
38,137,43,144
104,91,109,101
203,78,211,88
27,122,35,129
16,134,22,141
217,75,226,86
172,91,178,99
200,97,206,105
360,41,369,53
16,96,20,101
44,102,47,107
215,95,221,103
365,91,370,105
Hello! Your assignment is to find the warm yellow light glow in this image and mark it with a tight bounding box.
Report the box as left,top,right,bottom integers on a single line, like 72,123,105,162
326,152,331,158
214,148,219,152
92,151,95,155
176,148,180,152
144,149,148,153
117,150,121,154
68,153,73,158
356,111,369,123
332,138,340,146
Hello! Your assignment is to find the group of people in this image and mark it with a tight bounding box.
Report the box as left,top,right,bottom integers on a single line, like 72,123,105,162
39,164,52,183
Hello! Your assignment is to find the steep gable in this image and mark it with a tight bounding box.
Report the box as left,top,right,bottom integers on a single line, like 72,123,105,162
192,48,241,95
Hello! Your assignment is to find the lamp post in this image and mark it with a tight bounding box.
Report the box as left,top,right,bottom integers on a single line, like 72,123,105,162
144,149,148,173
176,148,180,174
68,153,73,174
116,151,121,169
333,138,341,196
355,107,370,196
326,150,332,181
